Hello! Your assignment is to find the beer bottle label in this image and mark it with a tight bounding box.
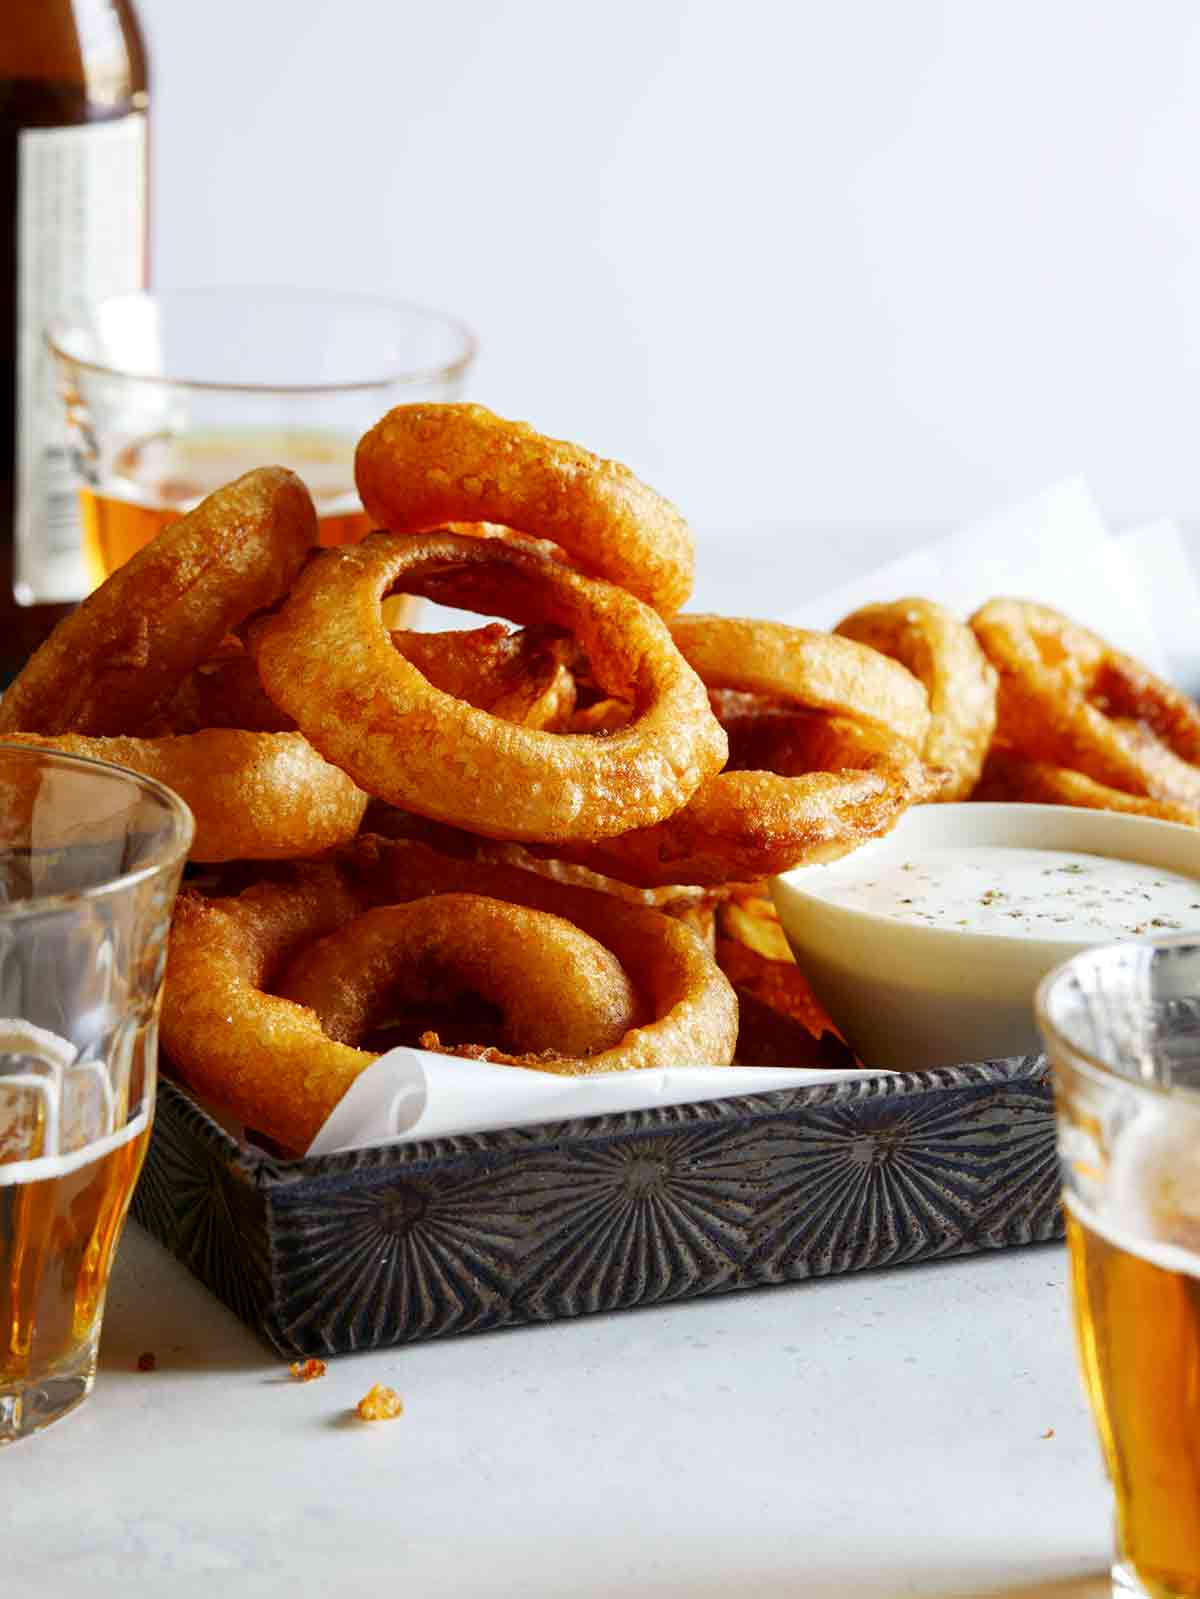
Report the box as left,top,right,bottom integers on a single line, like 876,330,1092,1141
14,113,147,605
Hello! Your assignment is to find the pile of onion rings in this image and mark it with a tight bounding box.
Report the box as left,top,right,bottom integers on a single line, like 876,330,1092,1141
7,402,1194,1151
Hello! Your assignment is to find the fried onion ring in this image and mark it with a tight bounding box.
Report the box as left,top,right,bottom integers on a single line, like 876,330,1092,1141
341,835,738,1075
974,751,1200,825
161,864,373,1148
971,598,1200,810
161,836,737,1151
277,894,639,1059
554,708,922,886
354,403,694,614
1,731,367,861
157,623,577,736
668,615,931,748
250,531,727,844
833,597,997,800
0,468,316,736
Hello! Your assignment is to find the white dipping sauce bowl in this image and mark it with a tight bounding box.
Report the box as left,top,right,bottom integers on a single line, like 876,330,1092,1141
770,803,1200,1070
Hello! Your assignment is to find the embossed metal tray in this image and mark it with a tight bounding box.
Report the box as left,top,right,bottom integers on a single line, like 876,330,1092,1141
130,1057,1062,1357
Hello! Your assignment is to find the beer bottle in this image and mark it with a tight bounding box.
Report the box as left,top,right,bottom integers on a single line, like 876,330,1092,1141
0,0,148,682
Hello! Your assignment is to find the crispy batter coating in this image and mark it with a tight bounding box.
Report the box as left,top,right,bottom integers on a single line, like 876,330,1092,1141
714,935,857,1069
668,615,931,748
390,624,577,730
355,402,693,614
974,751,1200,825
971,598,1200,810
155,624,577,737
0,468,316,736
150,647,298,735
1,731,367,861
834,597,997,800
161,863,374,1147
278,894,640,1058
162,838,737,1150
552,709,923,887
250,532,726,845
341,836,738,1077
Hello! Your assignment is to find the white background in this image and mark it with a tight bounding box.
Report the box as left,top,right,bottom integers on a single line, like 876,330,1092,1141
137,0,1200,536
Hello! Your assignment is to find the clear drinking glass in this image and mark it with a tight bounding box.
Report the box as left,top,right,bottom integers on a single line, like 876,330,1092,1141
1038,939,1200,1598
0,744,193,1443
39,286,477,601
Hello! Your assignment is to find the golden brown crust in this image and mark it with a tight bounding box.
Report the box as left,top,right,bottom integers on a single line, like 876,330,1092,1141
162,837,739,1152
277,894,639,1057
250,531,727,845
549,709,923,887
341,837,739,1078
974,751,1200,825
668,615,931,748
355,402,694,615
1,731,367,861
834,597,997,800
971,598,1200,809
0,468,316,736
161,866,374,1149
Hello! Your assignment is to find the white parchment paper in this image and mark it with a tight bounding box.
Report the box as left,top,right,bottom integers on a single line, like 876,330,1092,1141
307,1052,879,1156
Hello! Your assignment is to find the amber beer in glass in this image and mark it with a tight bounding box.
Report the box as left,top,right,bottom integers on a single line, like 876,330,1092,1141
0,745,192,1443
47,287,477,587
1039,939,1200,1598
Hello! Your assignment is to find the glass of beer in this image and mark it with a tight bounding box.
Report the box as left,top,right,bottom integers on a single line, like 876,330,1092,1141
38,287,476,601
0,744,193,1443
1038,938,1200,1598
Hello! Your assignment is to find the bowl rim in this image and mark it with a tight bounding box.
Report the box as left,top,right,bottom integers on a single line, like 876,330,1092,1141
771,801,1200,956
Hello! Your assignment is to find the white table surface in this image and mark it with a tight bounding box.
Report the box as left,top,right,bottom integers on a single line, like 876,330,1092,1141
7,524,1118,1596
11,1225,1111,1599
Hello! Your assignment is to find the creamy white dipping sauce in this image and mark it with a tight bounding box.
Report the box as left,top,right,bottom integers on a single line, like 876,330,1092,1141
804,845,1200,941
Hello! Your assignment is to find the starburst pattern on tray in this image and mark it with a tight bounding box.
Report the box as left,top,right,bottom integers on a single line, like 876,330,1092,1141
133,1064,1064,1355
496,1117,770,1318
747,1060,1059,1278
270,1161,530,1351
132,1088,270,1329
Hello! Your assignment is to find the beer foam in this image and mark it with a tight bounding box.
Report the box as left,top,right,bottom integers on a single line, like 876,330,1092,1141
1067,1096,1200,1280
0,1107,148,1187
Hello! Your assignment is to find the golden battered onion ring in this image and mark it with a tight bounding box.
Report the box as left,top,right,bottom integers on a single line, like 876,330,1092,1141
157,623,577,736
341,835,738,1076
250,531,727,845
668,615,931,748
0,468,316,737
277,894,639,1059
971,598,1200,811
161,865,373,1149
1,731,367,861
974,751,1200,825
833,597,997,801
162,837,737,1151
354,402,694,614
553,708,922,887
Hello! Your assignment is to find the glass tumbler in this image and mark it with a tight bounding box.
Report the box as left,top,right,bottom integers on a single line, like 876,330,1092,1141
1038,939,1200,1598
0,744,193,1443
40,286,477,601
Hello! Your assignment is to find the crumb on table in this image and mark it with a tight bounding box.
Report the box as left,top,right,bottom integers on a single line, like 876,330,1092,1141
136,1351,156,1372
288,1357,327,1383
356,1383,403,1422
